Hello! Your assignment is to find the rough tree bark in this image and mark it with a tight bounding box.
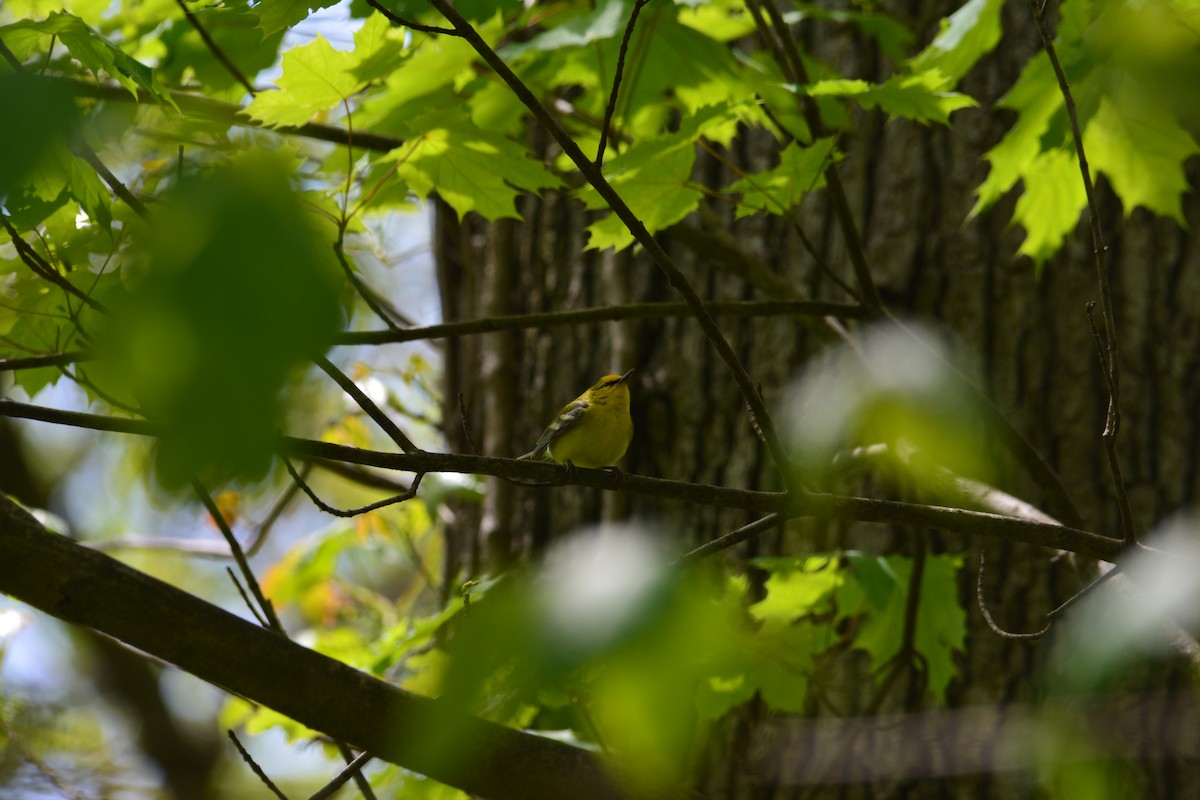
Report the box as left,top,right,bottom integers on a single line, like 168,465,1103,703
436,1,1200,796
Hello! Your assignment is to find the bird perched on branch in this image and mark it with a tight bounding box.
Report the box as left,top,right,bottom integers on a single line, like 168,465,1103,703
519,370,634,469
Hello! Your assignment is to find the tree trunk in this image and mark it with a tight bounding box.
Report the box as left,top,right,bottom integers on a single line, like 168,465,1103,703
437,1,1200,795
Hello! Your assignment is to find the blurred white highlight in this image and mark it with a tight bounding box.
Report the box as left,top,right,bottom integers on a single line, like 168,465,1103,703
538,524,666,650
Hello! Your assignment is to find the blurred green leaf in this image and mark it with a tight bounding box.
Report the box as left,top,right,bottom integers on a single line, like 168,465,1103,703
100,153,343,488
0,73,80,198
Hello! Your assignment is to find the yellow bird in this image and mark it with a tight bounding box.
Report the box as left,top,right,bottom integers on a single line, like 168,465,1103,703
520,369,634,469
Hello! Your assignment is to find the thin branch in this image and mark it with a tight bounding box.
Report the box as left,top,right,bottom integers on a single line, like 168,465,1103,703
71,139,150,219
2,216,110,315
457,392,479,455
596,0,650,166
333,237,401,330
1086,303,1136,545
673,513,782,567
173,0,257,96
333,742,379,800
0,302,867,374
976,551,1051,639
282,454,422,517
0,398,1135,562
193,479,284,634
227,729,290,800
311,750,374,800
91,535,234,557
364,0,456,34
0,350,95,372
52,75,405,152
1030,1,1130,545
334,300,868,345
227,566,270,629
423,0,798,485
245,469,305,557
313,354,419,453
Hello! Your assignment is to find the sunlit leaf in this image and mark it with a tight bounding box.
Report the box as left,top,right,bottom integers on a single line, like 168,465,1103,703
1083,88,1200,223
726,137,840,219
1012,147,1088,264
382,110,562,221
909,0,1005,83
808,69,977,125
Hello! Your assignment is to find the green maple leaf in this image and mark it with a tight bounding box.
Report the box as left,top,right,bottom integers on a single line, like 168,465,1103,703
909,0,1005,83
0,12,173,105
727,137,840,219
1012,147,1087,264
1084,87,1200,223
971,53,1063,216
255,0,341,38
245,13,405,127
382,111,561,221
580,105,732,251
841,554,966,702
808,69,976,126
748,555,843,633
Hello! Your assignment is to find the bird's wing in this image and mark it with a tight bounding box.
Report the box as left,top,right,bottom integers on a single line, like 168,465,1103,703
529,398,589,459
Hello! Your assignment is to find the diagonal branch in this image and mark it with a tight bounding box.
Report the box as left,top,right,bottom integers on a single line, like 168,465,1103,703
421,0,797,484
0,494,633,800
313,354,419,454
173,0,257,96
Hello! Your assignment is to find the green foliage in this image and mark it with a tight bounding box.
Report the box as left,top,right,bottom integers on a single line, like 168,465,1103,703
245,13,406,127
0,11,173,104
972,0,1200,262
99,154,343,487
1,0,1196,794
383,109,563,221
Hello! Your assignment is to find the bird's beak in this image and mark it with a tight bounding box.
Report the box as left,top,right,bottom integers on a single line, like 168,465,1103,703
619,368,634,383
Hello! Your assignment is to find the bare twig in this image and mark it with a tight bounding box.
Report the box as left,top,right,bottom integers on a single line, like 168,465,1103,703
193,479,284,633
310,750,374,800
1086,303,1136,545
674,513,782,566
1030,1,1131,545
0,302,867,374
227,566,270,628
281,453,422,517
596,0,650,166
457,392,479,455
2,216,109,315
976,551,1050,640
333,237,402,330
227,729,290,800
313,354,419,453
364,0,456,34
173,0,257,96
